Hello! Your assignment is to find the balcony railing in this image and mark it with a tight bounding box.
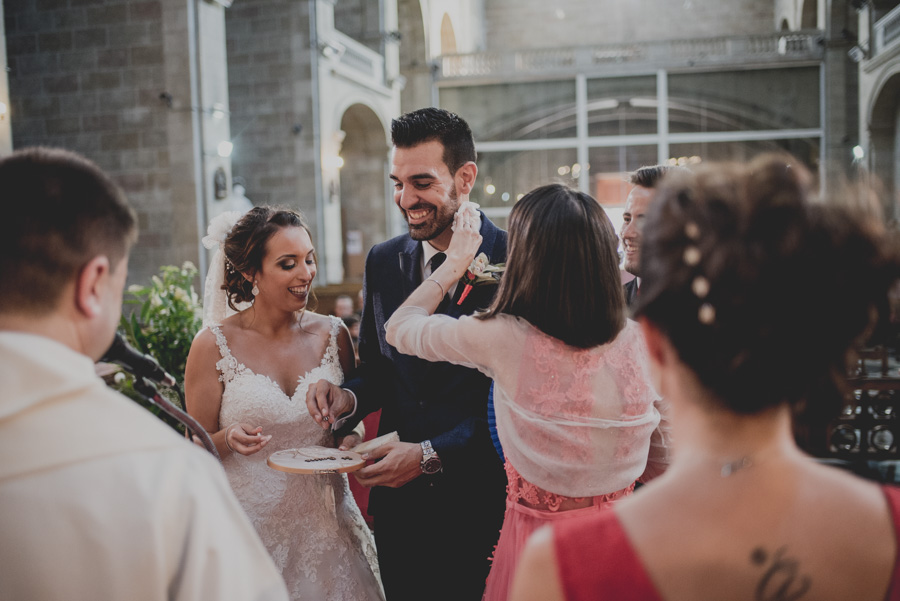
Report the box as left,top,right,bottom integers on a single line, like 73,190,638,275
316,0,389,91
874,4,900,56
436,32,824,82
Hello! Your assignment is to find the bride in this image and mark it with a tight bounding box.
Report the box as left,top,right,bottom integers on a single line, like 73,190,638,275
185,207,384,601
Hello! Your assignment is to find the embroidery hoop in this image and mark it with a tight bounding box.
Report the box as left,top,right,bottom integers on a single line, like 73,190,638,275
267,446,365,475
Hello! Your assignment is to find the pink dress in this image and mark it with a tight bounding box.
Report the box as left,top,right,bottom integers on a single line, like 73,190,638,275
483,461,633,601
385,308,671,601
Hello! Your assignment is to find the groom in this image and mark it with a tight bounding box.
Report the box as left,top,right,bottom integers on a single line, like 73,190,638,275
307,108,507,601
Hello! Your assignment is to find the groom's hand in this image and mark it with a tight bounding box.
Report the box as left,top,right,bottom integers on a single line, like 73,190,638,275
352,441,422,489
306,379,353,430
336,432,362,451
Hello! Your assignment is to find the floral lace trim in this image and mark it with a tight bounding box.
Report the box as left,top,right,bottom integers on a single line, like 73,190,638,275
315,316,342,380
209,323,244,384
210,315,343,397
505,461,633,512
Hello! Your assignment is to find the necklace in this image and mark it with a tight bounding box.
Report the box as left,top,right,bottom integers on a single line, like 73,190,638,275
720,456,753,477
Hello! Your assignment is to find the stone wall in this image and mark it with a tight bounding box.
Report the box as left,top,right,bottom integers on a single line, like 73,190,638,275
225,0,318,225
6,0,169,282
4,0,230,287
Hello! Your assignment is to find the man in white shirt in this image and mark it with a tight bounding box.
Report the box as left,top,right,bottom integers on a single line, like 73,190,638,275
0,147,288,601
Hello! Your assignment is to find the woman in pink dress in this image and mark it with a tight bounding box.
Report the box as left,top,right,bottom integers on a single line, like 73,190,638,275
512,155,900,601
385,184,670,601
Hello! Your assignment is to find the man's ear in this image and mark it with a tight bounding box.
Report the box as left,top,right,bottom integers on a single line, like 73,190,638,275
74,255,111,319
454,161,477,196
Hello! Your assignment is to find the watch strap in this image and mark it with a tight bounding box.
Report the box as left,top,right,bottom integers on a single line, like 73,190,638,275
420,439,441,474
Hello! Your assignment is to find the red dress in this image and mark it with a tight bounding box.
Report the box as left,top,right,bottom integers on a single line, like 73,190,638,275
554,485,900,601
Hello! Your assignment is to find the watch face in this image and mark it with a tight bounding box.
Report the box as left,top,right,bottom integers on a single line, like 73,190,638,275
422,457,442,474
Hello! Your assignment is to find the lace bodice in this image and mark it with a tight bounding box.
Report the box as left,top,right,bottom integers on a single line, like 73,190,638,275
212,317,343,448
210,316,383,601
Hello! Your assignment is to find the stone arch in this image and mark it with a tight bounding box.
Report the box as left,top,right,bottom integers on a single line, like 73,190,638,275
440,13,457,55
780,18,791,31
867,70,900,220
339,103,390,282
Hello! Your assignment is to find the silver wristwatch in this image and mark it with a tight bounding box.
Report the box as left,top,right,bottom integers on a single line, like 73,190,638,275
420,440,442,474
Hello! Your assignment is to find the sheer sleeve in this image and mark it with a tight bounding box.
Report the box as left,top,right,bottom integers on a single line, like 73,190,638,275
385,305,500,378
639,397,672,483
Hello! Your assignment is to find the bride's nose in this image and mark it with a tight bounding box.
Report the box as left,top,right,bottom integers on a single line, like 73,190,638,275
298,261,315,282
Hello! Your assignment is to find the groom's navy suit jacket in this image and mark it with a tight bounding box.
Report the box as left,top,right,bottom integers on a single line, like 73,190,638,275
340,213,507,598
343,213,507,508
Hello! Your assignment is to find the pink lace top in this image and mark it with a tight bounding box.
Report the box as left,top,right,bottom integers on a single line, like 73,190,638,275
386,308,671,498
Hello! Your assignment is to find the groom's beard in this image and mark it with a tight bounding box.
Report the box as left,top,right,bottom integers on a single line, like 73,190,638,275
405,184,460,242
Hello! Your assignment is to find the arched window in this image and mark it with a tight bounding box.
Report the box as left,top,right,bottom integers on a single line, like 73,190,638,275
441,13,457,55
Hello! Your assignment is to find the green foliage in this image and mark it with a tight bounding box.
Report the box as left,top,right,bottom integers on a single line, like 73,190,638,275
119,262,204,383
111,262,203,431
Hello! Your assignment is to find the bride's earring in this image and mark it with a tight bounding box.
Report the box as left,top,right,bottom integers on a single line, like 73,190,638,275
251,280,260,296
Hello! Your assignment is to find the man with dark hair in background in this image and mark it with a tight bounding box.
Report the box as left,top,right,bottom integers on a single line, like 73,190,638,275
622,165,679,306
0,147,288,601
307,108,507,601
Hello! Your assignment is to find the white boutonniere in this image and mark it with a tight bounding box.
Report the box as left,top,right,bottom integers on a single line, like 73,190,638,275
457,252,506,305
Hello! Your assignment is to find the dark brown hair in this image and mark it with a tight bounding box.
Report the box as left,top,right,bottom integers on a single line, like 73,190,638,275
479,184,625,348
0,147,137,315
629,164,680,189
391,107,476,175
222,206,315,312
633,154,900,414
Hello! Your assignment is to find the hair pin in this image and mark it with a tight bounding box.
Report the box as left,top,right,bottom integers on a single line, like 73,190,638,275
683,246,701,266
691,276,710,298
684,221,700,240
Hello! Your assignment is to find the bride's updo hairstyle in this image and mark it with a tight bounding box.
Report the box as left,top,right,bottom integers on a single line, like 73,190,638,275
222,206,313,312
633,154,900,414
479,183,625,348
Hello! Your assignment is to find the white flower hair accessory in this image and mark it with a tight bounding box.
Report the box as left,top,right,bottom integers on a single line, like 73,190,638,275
202,210,245,251
201,210,250,327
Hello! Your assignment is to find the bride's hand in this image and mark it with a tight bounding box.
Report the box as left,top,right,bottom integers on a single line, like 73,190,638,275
446,203,482,272
225,423,272,456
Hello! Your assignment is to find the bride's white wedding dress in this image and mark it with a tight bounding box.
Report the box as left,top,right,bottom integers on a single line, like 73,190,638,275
210,315,384,601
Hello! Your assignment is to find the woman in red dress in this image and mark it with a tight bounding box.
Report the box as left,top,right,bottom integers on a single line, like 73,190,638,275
512,154,900,601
